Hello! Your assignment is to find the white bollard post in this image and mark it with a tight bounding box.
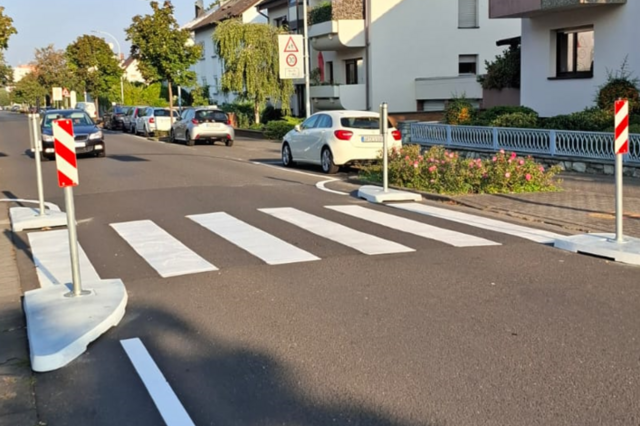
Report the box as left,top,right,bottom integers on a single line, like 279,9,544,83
29,114,46,217
63,186,88,297
381,102,389,193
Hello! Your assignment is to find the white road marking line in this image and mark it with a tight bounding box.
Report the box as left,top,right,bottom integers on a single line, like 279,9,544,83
389,203,564,244
188,212,320,265
121,338,196,426
326,205,501,247
259,207,414,255
316,179,348,196
111,220,217,278
251,161,328,178
28,230,101,288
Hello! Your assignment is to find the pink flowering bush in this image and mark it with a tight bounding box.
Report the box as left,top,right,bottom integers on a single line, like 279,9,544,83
360,145,561,195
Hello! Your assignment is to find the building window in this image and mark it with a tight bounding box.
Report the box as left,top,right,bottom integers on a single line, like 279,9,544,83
273,16,288,28
459,55,478,75
458,0,478,28
556,27,594,78
345,58,363,85
325,61,334,84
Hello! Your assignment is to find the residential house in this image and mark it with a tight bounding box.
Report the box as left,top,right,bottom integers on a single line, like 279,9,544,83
183,0,267,106
490,0,629,117
13,64,34,84
122,56,145,84
258,0,520,116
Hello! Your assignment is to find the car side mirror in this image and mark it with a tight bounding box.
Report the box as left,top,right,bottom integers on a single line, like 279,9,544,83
294,124,302,132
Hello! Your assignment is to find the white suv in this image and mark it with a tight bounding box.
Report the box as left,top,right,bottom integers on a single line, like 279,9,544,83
170,107,235,146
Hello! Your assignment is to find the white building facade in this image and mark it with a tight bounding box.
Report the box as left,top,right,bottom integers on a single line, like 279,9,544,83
490,0,630,117
184,0,267,106
259,0,520,114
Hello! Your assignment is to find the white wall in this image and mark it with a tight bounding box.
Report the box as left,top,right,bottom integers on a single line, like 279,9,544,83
521,3,635,116
369,0,520,112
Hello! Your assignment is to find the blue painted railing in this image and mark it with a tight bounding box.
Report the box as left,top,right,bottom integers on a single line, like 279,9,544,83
409,123,640,165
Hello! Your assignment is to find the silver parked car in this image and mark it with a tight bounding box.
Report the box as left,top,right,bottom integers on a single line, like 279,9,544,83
170,107,235,146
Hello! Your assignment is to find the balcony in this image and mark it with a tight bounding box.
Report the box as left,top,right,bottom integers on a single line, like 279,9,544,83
307,0,365,51
310,84,366,111
489,0,626,18
415,76,482,101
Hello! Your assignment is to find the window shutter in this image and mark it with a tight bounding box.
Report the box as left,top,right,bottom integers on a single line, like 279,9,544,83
422,100,446,112
458,0,478,28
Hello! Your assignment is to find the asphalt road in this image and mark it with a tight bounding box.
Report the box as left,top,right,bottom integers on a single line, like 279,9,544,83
1,111,639,426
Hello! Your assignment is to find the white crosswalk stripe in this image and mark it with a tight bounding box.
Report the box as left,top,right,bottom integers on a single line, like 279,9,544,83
389,203,563,244
187,212,320,265
259,207,415,255
111,220,218,278
326,205,501,247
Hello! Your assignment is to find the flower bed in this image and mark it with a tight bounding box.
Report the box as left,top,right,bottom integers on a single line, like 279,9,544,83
360,145,562,195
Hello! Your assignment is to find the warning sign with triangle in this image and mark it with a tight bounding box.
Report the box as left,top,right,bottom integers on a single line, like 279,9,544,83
284,36,298,53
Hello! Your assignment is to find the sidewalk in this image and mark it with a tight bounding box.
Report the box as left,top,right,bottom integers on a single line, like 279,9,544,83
451,173,640,238
0,203,38,426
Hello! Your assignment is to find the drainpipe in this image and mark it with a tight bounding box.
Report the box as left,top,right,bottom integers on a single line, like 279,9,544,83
364,0,371,111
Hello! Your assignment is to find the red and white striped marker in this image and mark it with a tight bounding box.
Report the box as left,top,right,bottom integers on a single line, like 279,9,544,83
615,99,629,155
52,119,79,187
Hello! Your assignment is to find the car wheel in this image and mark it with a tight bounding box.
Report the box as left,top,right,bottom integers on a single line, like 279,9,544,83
186,132,195,146
96,149,106,158
39,152,50,162
282,143,294,167
169,130,175,143
144,126,150,138
225,139,234,147
321,147,339,174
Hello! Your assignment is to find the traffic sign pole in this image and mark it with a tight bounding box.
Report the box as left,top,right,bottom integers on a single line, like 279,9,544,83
380,103,389,193
614,99,629,243
53,119,89,297
302,0,311,118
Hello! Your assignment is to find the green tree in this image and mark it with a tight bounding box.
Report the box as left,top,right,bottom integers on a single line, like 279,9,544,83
66,35,123,106
191,83,210,106
214,20,294,124
126,0,201,122
33,45,78,94
0,88,10,106
0,6,17,50
0,53,12,86
13,72,47,105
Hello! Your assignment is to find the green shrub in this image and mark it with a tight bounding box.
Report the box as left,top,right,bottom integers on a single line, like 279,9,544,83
221,101,254,128
596,59,640,114
264,117,303,140
309,1,332,25
360,145,561,195
261,105,283,125
475,106,538,126
444,97,476,125
541,107,612,132
603,123,640,134
490,112,538,128
478,45,520,90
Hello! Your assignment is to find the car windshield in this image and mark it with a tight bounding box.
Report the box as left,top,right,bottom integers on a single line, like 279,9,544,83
154,109,180,117
115,107,129,114
43,111,93,128
340,117,391,129
195,110,228,123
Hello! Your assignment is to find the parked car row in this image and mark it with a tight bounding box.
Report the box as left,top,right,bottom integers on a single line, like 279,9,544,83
106,105,235,147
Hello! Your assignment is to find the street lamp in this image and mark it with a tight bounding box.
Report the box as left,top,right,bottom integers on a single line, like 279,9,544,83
92,30,125,105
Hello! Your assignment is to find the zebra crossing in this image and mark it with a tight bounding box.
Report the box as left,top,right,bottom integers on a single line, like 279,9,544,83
104,204,563,279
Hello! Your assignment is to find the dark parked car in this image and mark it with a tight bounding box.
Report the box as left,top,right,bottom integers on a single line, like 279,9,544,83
103,105,131,130
40,109,105,160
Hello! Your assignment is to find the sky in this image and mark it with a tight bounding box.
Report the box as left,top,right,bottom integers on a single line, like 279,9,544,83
2,0,195,67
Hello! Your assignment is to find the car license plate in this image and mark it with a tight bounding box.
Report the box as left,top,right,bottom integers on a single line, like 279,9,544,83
75,142,86,148
361,135,384,142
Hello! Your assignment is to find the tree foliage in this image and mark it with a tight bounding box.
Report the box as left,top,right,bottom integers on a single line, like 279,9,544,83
214,20,294,124
13,72,47,105
0,6,17,50
478,45,520,90
0,52,12,86
126,0,201,117
66,35,123,103
32,45,77,91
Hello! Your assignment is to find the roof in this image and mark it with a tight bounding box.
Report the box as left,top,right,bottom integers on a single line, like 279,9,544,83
255,0,287,10
188,0,261,31
122,56,136,69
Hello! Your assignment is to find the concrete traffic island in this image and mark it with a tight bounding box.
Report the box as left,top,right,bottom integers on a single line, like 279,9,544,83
358,185,422,203
554,233,640,266
10,206,67,232
24,279,128,372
